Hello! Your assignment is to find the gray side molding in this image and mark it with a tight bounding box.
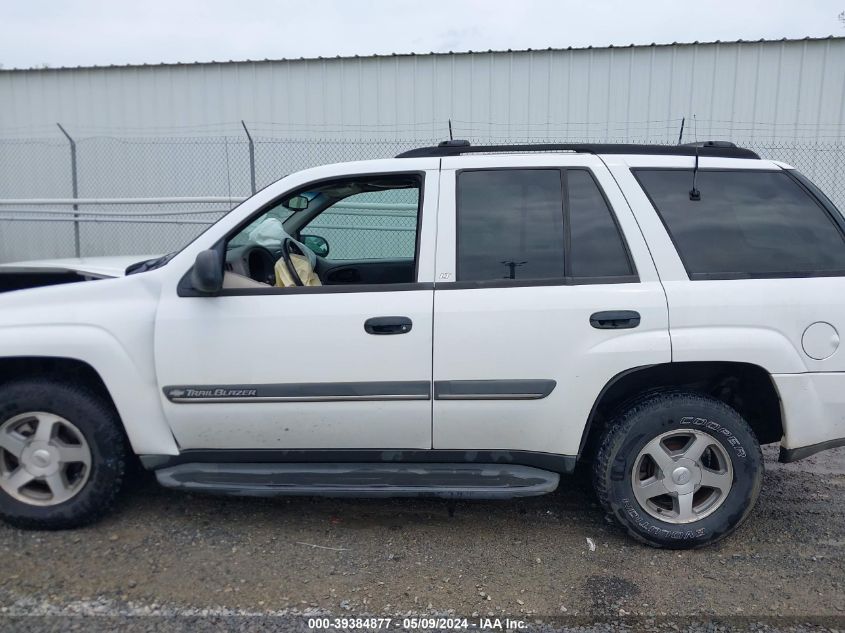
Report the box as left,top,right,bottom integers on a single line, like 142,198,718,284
164,381,431,403
433,379,556,400
164,379,557,403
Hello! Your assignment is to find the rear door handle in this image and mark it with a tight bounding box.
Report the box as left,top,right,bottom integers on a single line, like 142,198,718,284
364,316,413,335
590,310,641,329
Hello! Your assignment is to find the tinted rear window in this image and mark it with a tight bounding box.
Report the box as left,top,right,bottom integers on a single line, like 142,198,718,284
567,170,634,278
457,169,565,282
635,169,845,279
456,169,636,284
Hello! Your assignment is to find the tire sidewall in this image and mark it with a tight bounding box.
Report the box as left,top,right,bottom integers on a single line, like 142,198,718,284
605,396,763,547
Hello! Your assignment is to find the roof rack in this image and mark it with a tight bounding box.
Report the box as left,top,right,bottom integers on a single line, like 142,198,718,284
395,139,760,160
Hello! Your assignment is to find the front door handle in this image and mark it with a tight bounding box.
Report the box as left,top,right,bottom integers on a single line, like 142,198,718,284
364,316,413,335
590,310,641,329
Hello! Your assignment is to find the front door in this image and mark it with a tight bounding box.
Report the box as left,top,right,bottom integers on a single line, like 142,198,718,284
431,154,671,458
154,166,439,450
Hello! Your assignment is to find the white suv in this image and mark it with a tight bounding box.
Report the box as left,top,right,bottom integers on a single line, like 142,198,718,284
0,140,843,548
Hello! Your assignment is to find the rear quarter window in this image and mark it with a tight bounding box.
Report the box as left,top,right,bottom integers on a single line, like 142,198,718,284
634,169,845,279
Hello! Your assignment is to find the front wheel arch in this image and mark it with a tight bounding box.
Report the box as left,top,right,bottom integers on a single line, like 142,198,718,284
0,328,180,456
0,356,118,415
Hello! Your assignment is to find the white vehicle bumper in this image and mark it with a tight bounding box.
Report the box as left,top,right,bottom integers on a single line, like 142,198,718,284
774,372,845,462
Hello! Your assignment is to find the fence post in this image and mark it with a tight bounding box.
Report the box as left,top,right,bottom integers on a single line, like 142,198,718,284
241,120,256,195
56,123,80,257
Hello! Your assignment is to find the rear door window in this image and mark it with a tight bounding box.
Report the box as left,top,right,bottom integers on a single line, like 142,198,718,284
456,168,636,284
457,169,565,282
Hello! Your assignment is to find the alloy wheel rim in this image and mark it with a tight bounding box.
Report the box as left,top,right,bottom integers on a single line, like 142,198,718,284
0,412,92,506
631,428,734,524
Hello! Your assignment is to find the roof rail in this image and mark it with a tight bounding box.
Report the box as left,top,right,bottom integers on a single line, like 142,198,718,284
395,140,760,160
680,140,738,148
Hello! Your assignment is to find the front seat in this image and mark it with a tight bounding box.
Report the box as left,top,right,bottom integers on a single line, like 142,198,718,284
248,216,322,287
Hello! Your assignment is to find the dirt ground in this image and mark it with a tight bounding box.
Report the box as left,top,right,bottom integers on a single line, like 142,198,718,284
0,446,842,629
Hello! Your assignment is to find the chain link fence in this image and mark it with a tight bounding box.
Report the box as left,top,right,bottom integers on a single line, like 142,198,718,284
0,127,843,263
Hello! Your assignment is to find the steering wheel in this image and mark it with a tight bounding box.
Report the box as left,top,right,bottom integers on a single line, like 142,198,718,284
280,237,305,287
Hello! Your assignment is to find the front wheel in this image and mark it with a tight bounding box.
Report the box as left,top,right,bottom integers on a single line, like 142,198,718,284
593,391,763,548
0,380,127,529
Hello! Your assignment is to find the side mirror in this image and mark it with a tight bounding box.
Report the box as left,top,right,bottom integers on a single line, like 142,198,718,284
285,195,310,211
301,234,330,258
191,249,223,294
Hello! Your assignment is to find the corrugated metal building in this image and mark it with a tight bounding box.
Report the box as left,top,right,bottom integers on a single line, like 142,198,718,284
2,36,844,141
0,37,844,262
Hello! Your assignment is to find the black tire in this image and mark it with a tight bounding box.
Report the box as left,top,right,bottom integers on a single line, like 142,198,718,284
0,379,127,529
593,390,763,548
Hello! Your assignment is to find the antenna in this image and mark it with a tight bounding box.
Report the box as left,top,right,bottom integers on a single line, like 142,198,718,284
689,146,701,201
677,117,685,144
689,115,701,201
448,119,453,141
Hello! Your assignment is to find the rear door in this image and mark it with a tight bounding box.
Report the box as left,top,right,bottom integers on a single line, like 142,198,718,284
431,154,671,459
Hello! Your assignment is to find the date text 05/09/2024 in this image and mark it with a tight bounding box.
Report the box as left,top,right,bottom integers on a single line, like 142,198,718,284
307,617,528,630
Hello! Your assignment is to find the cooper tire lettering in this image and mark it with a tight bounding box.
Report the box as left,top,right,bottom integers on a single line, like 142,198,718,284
677,415,747,458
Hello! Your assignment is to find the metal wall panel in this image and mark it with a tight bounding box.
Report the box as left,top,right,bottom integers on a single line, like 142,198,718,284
3,38,844,142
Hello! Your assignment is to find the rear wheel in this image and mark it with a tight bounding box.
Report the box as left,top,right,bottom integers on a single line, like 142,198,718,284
593,391,763,548
0,380,127,529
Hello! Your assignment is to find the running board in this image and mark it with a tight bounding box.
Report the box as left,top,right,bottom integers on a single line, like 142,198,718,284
155,463,560,499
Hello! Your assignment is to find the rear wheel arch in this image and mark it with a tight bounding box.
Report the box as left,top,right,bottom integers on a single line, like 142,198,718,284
579,361,784,461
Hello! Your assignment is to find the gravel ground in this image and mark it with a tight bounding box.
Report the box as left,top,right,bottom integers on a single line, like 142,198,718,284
0,445,842,632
